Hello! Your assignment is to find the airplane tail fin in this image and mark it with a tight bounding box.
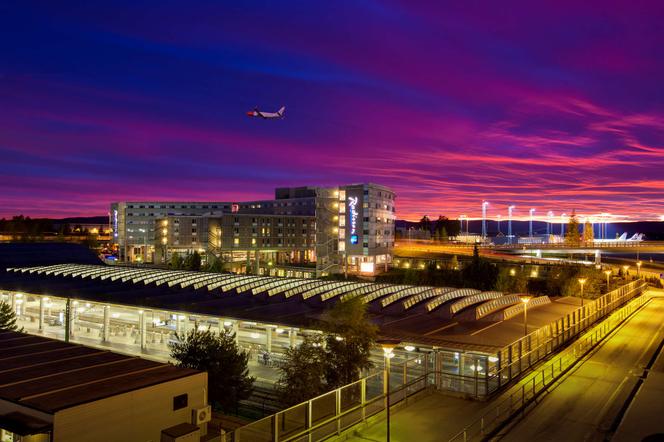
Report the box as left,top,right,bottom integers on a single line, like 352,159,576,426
278,106,285,117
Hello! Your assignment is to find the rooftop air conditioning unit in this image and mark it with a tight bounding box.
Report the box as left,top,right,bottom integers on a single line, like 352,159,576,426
192,405,211,425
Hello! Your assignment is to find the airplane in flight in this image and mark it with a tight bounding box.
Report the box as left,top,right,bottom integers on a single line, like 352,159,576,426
247,106,285,119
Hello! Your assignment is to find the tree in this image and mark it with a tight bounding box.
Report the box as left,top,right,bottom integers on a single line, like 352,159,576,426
495,268,528,294
204,255,223,273
433,215,459,239
419,215,432,233
169,328,254,413
0,301,22,331
322,297,378,388
450,255,459,270
276,336,328,407
276,297,378,406
170,252,184,269
461,244,499,290
583,221,594,243
184,251,202,271
565,210,581,246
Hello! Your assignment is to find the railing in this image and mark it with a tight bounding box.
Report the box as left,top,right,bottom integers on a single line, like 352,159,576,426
449,292,652,441
486,280,647,394
230,355,433,441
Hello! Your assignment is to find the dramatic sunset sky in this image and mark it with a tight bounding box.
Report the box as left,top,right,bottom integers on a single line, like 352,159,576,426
1,1,663,221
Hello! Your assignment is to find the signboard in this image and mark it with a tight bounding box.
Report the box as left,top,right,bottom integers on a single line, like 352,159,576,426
113,209,118,238
345,189,364,254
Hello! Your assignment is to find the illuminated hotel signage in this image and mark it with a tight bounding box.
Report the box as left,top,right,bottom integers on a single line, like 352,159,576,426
113,210,118,238
348,196,359,244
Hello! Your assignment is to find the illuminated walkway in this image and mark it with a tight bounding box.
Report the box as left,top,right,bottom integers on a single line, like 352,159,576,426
338,290,660,442
499,292,664,441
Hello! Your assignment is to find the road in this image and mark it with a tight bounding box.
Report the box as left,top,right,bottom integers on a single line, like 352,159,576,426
498,293,664,441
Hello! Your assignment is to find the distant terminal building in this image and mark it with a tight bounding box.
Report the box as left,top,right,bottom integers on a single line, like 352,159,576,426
111,183,396,276
0,331,208,442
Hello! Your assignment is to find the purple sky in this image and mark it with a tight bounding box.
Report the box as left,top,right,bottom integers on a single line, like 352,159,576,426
1,1,663,221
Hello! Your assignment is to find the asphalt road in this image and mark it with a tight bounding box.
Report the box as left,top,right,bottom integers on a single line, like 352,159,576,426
499,293,664,441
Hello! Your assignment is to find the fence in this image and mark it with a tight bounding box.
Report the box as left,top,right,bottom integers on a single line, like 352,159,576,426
229,280,648,441
486,279,647,394
230,355,432,441
449,292,652,441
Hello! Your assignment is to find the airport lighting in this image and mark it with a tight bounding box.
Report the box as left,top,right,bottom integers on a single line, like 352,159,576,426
604,270,612,290
529,208,535,238
508,205,515,244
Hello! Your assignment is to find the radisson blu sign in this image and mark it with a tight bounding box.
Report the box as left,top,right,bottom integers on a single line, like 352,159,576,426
348,196,359,244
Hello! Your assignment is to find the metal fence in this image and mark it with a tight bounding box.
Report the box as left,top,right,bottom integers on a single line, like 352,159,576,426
230,355,432,442
486,279,647,393
229,281,648,441
449,292,652,441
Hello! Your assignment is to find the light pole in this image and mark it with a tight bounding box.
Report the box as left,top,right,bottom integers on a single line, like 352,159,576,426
605,270,612,291
547,211,554,236
378,339,400,442
482,201,489,241
508,205,515,244
578,277,587,307
497,214,502,234
520,296,532,336
529,209,535,238
637,261,642,278
622,265,630,279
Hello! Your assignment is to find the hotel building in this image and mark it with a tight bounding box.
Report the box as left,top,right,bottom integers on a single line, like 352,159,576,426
111,183,395,276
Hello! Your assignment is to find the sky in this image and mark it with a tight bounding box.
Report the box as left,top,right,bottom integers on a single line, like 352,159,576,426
1,1,663,221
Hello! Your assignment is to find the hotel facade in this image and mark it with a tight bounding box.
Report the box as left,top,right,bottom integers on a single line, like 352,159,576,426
110,183,395,276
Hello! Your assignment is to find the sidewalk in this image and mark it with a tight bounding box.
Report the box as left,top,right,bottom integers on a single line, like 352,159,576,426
341,392,485,442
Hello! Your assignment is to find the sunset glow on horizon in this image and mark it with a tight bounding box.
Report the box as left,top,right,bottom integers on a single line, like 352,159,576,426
1,2,663,221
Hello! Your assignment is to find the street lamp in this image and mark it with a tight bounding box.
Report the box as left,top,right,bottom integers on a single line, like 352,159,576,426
482,201,489,240
529,208,535,238
578,277,587,307
377,339,400,442
519,296,532,336
604,270,612,291
508,205,515,244
622,265,630,277
636,261,642,278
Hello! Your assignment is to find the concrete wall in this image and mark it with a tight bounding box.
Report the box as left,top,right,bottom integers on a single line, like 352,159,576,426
53,372,208,442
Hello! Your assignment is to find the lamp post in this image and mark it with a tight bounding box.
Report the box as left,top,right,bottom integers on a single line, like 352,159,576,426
520,296,532,336
377,339,400,442
605,270,612,291
482,201,489,241
508,205,515,244
622,265,630,278
578,277,587,307
529,209,535,238
636,261,642,278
